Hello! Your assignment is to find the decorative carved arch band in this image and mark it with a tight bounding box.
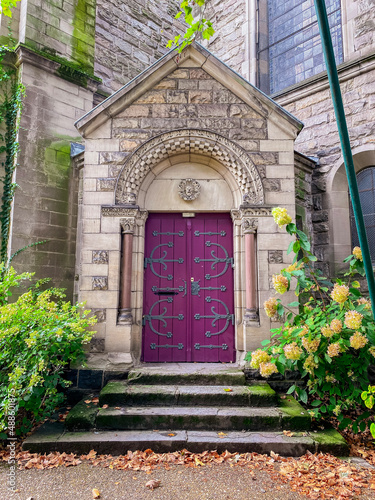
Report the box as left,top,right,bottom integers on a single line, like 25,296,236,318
115,129,264,205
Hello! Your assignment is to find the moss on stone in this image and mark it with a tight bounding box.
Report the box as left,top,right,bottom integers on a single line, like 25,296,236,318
313,428,349,455
72,0,96,73
65,400,98,431
279,396,311,430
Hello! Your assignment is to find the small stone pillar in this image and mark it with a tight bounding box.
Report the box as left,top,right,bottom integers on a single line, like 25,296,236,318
118,217,136,324
242,217,259,322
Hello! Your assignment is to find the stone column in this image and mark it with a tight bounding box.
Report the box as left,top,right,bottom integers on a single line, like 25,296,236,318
242,217,259,322
118,217,136,324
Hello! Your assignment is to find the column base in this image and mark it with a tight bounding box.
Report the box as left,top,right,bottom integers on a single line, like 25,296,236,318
117,308,133,324
244,308,259,324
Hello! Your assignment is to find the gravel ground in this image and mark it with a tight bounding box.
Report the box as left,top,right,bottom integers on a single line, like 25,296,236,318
0,462,310,500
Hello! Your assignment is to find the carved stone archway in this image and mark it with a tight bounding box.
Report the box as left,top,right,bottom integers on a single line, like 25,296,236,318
115,129,264,206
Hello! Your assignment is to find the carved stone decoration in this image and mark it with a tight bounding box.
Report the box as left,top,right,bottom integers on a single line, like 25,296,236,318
115,129,264,205
101,206,139,217
120,217,136,234
242,218,258,234
92,277,108,290
92,250,109,264
122,192,137,205
178,178,201,201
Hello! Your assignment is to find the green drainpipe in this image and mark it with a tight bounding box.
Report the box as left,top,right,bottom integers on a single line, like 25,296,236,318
314,0,375,318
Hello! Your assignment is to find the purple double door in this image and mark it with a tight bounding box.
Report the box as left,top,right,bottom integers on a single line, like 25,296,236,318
142,213,235,363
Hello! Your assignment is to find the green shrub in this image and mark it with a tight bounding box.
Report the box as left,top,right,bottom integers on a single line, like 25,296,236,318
0,264,96,437
247,208,375,432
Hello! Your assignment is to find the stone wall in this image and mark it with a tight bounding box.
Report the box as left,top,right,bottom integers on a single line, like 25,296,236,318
94,0,183,94
203,0,247,77
343,0,375,59
20,0,97,73
9,47,97,297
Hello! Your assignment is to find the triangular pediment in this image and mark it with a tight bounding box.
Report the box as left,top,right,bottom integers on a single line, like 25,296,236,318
75,42,303,139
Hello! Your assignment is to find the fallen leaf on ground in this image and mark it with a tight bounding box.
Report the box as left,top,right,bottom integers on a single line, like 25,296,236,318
167,433,176,437
92,397,99,403
84,400,91,404
146,479,161,490
224,388,233,392
218,432,227,438
102,404,108,409
195,457,204,466
92,488,100,499
283,430,295,437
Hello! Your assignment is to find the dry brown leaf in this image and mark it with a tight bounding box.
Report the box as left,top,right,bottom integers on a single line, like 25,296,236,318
167,433,176,437
92,397,99,403
102,404,109,409
224,388,233,392
92,488,100,499
84,400,91,404
146,479,161,490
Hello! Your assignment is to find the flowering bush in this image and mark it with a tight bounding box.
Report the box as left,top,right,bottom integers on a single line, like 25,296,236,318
0,265,96,437
246,208,375,432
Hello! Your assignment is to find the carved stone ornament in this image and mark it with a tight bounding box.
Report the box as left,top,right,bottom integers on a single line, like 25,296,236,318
178,178,201,201
242,217,258,234
120,217,136,234
122,192,137,205
115,129,264,205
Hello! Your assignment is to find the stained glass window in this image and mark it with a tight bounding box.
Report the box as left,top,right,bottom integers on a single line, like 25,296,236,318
350,168,375,264
267,0,343,94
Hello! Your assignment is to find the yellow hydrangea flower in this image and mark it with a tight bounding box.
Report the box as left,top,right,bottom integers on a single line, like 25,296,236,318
331,283,349,304
302,337,320,353
357,297,371,311
259,362,278,378
284,342,303,360
272,274,289,294
250,349,271,369
272,207,292,228
263,297,278,318
321,325,334,338
344,310,363,330
327,343,341,357
352,246,363,261
330,319,342,333
303,355,318,374
349,331,368,349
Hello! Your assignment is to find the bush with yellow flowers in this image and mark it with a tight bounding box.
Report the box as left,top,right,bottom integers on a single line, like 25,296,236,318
246,208,375,432
0,265,96,438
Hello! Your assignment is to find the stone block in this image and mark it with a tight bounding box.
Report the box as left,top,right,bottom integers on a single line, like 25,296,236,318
188,90,212,103
166,90,188,103
268,250,283,263
96,178,116,191
92,250,109,264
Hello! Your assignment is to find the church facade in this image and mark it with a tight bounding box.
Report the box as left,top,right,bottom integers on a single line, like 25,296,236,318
0,0,374,366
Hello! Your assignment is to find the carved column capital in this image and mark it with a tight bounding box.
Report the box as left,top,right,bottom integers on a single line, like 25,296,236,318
242,217,258,234
120,217,136,234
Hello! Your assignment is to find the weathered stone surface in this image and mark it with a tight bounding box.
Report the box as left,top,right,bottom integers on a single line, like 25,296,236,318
92,251,109,264
92,277,108,290
268,250,283,263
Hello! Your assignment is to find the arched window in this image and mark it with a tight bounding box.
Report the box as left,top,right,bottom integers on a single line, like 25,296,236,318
350,167,375,263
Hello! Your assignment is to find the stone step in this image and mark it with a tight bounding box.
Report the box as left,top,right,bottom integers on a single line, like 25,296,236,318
23,423,349,457
127,364,246,386
94,400,311,432
99,381,278,407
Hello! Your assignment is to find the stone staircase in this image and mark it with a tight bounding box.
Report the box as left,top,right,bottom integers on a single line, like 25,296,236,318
24,364,348,456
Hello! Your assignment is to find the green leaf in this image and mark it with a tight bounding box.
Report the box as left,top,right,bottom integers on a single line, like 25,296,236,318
286,385,296,394
175,10,183,19
311,400,322,407
299,389,308,404
287,241,295,255
261,339,271,346
287,301,300,307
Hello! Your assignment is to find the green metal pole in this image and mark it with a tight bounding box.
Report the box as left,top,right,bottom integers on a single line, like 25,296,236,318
314,0,375,318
